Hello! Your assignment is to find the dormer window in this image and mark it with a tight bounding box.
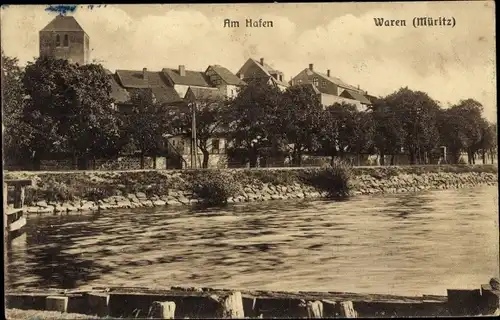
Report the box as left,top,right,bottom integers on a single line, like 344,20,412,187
313,78,319,87
63,34,69,47
56,34,61,47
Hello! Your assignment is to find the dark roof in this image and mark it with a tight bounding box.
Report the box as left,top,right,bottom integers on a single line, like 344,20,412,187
208,65,245,86
340,89,372,105
248,58,289,87
40,16,86,33
113,69,182,104
108,73,130,103
115,70,166,88
162,68,211,87
186,87,224,101
151,86,183,104
315,71,363,93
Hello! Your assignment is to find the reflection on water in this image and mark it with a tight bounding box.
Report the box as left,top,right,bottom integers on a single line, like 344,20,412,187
5,186,499,296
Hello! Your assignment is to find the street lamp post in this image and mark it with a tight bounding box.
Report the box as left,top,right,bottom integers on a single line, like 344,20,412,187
191,102,198,169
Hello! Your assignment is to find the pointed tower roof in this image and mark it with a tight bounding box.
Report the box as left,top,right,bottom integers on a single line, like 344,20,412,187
40,16,86,34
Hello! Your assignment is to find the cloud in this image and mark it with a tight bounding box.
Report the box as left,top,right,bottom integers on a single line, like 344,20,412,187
1,4,496,120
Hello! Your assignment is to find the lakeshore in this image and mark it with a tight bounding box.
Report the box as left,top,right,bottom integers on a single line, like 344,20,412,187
4,165,498,215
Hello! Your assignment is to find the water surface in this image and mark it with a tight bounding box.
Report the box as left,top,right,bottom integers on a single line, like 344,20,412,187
5,186,499,296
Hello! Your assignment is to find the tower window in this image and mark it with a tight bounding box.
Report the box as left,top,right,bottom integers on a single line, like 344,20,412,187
56,34,61,47
63,34,69,47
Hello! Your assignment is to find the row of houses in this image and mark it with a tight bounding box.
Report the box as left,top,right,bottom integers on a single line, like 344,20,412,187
34,15,378,170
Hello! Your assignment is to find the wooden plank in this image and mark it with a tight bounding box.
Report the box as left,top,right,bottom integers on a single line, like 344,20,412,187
9,217,27,232
5,208,24,216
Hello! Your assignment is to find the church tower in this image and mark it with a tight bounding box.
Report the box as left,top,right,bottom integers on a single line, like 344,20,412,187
39,15,90,65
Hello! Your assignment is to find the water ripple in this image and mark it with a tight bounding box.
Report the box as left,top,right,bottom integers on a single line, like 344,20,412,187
5,186,499,296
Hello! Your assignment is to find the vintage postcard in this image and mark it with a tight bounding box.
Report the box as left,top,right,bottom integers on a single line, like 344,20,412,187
2,2,498,319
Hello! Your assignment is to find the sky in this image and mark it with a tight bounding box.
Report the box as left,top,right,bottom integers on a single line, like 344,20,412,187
1,2,497,121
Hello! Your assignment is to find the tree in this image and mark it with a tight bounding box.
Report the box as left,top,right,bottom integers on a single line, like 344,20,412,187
1,51,32,168
22,56,122,169
227,82,283,167
278,85,323,166
173,98,230,168
123,88,172,169
371,99,405,165
438,99,486,164
384,88,440,164
320,103,374,165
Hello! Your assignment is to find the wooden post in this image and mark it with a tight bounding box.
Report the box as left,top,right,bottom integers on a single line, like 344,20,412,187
148,301,175,319
306,301,323,318
213,291,245,319
339,301,357,318
13,185,25,209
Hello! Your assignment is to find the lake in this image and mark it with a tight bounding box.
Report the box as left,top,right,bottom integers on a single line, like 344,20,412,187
5,185,499,297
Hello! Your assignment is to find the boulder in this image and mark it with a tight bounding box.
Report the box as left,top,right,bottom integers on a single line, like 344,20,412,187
153,200,166,206
136,192,147,199
36,200,48,207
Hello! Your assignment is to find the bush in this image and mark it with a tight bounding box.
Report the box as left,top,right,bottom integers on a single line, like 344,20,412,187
301,160,352,198
82,186,117,201
191,170,241,206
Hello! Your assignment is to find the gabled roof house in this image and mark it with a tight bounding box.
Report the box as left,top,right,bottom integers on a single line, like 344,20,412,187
290,64,373,110
236,58,289,91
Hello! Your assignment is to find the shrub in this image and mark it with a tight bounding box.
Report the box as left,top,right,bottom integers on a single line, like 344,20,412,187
39,179,76,203
191,170,241,206
301,160,352,198
82,186,117,201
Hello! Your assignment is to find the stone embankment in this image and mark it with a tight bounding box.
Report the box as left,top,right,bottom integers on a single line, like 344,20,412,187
4,165,498,215
5,279,500,318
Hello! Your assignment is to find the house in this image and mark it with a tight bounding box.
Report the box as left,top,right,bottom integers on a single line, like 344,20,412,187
105,69,130,109
166,86,230,169
290,64,372,110
205,64,246,99
236,58,289,91
162,65,212,98
114,68,184,112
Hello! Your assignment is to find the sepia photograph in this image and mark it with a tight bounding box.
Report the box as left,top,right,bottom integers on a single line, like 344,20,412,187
1,2,498,318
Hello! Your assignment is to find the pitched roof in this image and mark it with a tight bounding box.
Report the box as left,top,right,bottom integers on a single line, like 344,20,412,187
40,16,86,33
186,87,224,101
115,70,166,88
162,68,211,87
247,58,289,87
314,71,363,93
340,89,372,105
151,86,183,104
113,69,182,104
208,65,246,86
294,83,321,95
108,73,130,103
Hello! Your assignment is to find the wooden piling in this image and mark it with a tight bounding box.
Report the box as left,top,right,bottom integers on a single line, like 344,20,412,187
148,301,176,319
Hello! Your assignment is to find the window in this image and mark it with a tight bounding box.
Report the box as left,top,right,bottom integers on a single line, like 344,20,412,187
56,34,61,47
313,78,319,87
212,139,220,154
63,34,69,47
298,79,303,84
322,81,327,87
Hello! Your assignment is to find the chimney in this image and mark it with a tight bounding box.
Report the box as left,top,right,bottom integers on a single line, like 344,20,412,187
143,68,148,81
179,65,186,77
357,84,360,90
309,63,313,71
260,58,264,66
327,69,330,77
